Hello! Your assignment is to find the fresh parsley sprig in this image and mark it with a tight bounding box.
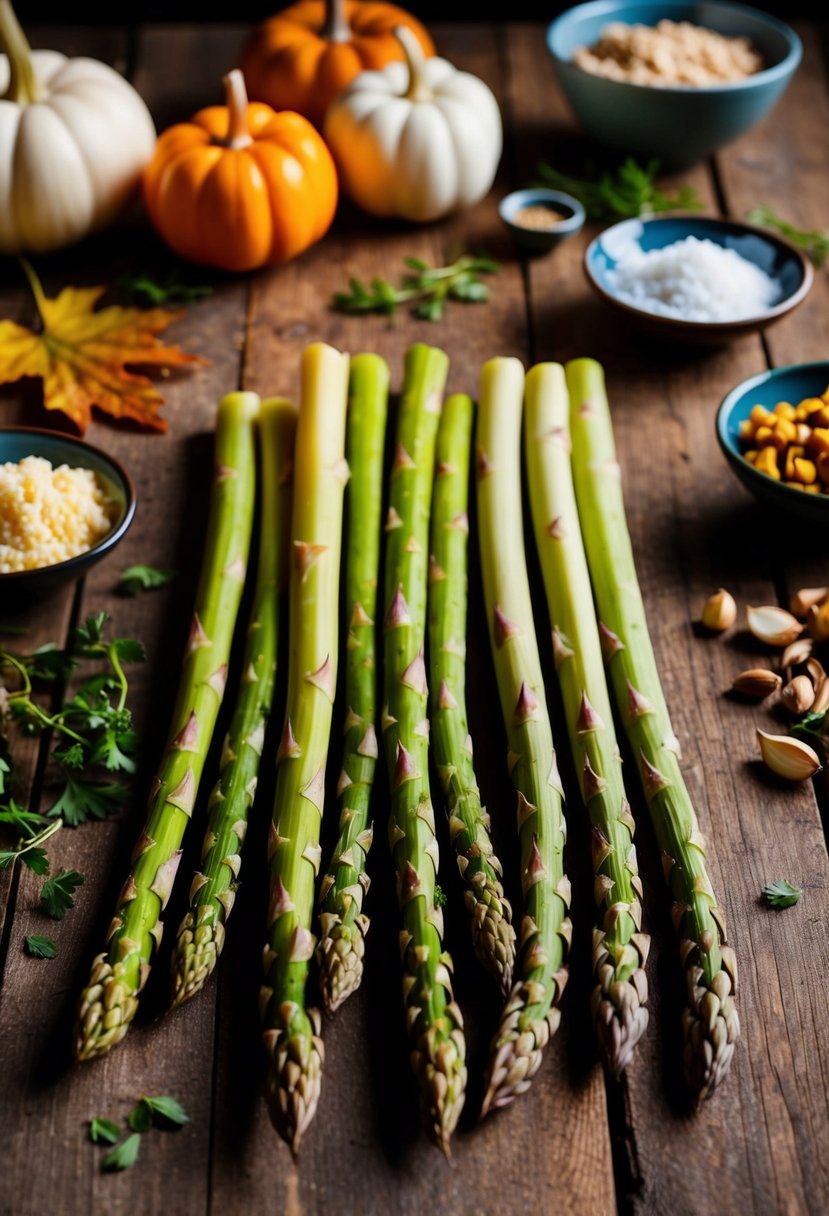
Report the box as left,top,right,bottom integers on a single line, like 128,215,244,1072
117,270,212,307
332,253,500,323
746,205,829,268
763,879,801,909
536,157,703,220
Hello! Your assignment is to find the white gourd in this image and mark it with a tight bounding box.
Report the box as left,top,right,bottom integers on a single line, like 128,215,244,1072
0,0,156,254
324,25,502,223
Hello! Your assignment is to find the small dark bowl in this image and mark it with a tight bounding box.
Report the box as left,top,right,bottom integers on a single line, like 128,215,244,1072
0,428,136,607
717,362,829,528
584,214,813,345
499,188,586,254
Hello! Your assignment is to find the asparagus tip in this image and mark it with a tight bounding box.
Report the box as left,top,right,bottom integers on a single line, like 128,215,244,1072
74,951,139,1062
170,910,221,1009
263,1017,324,1153
591,929,650,1078
480,981,561,1115
315,913,369,1014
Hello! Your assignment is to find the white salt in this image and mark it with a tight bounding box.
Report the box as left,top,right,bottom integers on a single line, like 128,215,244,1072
606,235,780,322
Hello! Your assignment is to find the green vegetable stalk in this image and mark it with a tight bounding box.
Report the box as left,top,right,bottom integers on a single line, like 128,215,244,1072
524,362,648,1077
171,396,297,1007
567,357,739,1101
75,391,259,1060
428,392,515,994
382,344,466,1154
316,354,388,1013
476,357,571,1116
261,343,350,1152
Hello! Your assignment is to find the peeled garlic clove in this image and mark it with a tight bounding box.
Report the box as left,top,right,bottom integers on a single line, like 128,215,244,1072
809,601,829,643
813,677,829,715
746,605,804,648
757,729,822,781
701,589,737,632
806,657,827,688
782,637,813,668
781,675,816,716
790,586,829,618
730,668,782,699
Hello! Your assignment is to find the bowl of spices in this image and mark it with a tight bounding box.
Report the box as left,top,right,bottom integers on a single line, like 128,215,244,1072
0,428,136,605
499,188,586,254
584,214,812,344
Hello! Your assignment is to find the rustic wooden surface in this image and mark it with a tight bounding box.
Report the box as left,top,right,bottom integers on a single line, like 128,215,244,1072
1,21,828,1216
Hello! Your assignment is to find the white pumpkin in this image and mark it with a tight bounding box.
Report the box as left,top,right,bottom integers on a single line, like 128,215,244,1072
0,0,156,254
324,26,502,223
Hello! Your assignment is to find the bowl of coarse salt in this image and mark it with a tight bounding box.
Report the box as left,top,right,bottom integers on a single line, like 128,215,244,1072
584,214,813,344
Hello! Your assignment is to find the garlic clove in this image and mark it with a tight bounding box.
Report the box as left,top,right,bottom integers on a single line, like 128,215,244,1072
790,586,829,618
813,677,829,716
757,729,822,781
730,668,782,699
781,637,813,668
806,657,827,688
746,605,804,648
701,588,737,632
808,601,829,643
781,675,816,716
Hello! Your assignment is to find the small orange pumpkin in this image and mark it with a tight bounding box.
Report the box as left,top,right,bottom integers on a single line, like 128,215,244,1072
238,0,435,128
143,70,338,272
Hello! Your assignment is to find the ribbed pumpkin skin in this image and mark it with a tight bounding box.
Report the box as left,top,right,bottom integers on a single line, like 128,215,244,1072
238,0,435,127
143,102,338,272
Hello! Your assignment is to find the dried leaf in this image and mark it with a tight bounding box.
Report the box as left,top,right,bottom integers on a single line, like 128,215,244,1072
0,262,204,433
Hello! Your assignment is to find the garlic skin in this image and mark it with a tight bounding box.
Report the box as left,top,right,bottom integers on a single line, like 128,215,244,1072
701,588,737,632
790,587,829,618
808,601,829,643
782,637,813,668
757,730,822,782
731,669,782,699
746,605,803,648
781,675,815,716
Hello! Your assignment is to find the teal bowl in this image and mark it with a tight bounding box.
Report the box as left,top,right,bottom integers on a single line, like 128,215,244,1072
547,0,802,169
499,188,586,254
0,428,136,605
717,363,829,528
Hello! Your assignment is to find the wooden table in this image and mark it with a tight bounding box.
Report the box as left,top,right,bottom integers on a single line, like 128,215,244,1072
2,21,829,1216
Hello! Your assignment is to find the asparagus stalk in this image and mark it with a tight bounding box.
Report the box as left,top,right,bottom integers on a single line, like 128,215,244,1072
567,357,739,1101
476,357,571,1115
524,362,649,1077
428,392,516,994
261,343,350,1152
316,354,389,1013
171,396,297,1007
382,344,466,1155
75,391,259,1061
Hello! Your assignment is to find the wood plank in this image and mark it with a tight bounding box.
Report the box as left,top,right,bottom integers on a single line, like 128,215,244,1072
0,26,248,1216
209,24,616,1216
505,23,829,1215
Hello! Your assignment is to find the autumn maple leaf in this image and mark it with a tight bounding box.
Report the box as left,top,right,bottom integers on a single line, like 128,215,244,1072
0,262,204,433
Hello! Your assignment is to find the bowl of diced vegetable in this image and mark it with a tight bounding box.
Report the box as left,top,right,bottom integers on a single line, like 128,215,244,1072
584,214,813,345
0,428,136,604
717,363,829,527
547,0,802,169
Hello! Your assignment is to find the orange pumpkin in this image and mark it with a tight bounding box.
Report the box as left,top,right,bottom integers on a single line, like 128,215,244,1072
238,0,435,128
143,70,338,272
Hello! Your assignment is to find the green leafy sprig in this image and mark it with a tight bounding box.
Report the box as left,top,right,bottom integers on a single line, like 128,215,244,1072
25,934,57,959
536,157,703,220
746,206,829,268
90,1096,189,1174
763,879,801,909
117,271,212,307
118,565,176,596
332,253,500,323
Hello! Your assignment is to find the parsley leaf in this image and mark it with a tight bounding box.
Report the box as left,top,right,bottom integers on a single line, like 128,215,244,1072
118,565,176,596
763,879,801,909
89,1118,121,1145
118,271,212,306
536,157,703,220
47,777,127,827
131,1095,189,1130
40,868,84,919
102,1132,141,1172
25,934,57,959
332,253,499,323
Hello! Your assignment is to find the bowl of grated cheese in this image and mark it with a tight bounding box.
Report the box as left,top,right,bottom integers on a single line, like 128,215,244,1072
0,429,135,603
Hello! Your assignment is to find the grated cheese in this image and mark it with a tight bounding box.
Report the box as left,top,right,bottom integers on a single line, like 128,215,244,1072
0,455,116,574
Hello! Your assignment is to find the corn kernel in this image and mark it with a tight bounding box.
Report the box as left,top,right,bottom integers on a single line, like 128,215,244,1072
784,445,805,479
821,386,829,402
797,423,813,445
773,402,797,420
744,449,759,464
814,407,829,429
738,418,754,440
750,404,775,426
784,480,806,491
806,427,829,457
774,417,797,444
801,397,825,415
793,457,817,484
756,447,781,479
804,484,821,494
754,425,777,447
817,452,829,483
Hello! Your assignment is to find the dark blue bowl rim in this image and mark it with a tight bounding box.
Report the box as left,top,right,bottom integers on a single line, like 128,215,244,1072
547,0,802,95
0,426,137,583
583,213,814,331
716,361,829,513
499,188,587,236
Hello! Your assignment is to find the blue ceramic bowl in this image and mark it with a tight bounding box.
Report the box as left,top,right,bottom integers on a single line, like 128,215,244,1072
547,0,802,169
499,188,586,254
584,214,812,344
717,363,829,528
0,428,136,605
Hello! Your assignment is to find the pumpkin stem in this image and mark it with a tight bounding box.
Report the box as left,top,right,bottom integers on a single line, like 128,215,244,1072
395,25,432,103
221,70,253,149
0,0,41,105
321,0,351,44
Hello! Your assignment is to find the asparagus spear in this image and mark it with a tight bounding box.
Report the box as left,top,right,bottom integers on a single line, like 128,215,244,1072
382,344,466,1155
75,391,259,1061
524,362,649,1077
316,354,389,1013
567,357,739,1101
171,396,297,1007
428,392,516,994
476,357,571,1115
261,343,350,1152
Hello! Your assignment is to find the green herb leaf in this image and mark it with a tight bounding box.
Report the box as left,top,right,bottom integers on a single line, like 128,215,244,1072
118,565,177,597
763,879,802,909
128,1101,154,1133
118,272,213,306
24,933,57,959
746,205,829,268
102,1132,141,1172
48,777,127,827
332,253,499,324
536,157,703,221
21,846,50,874
139,1095,190,1129
40,867,84,919
89,1117,121,1145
